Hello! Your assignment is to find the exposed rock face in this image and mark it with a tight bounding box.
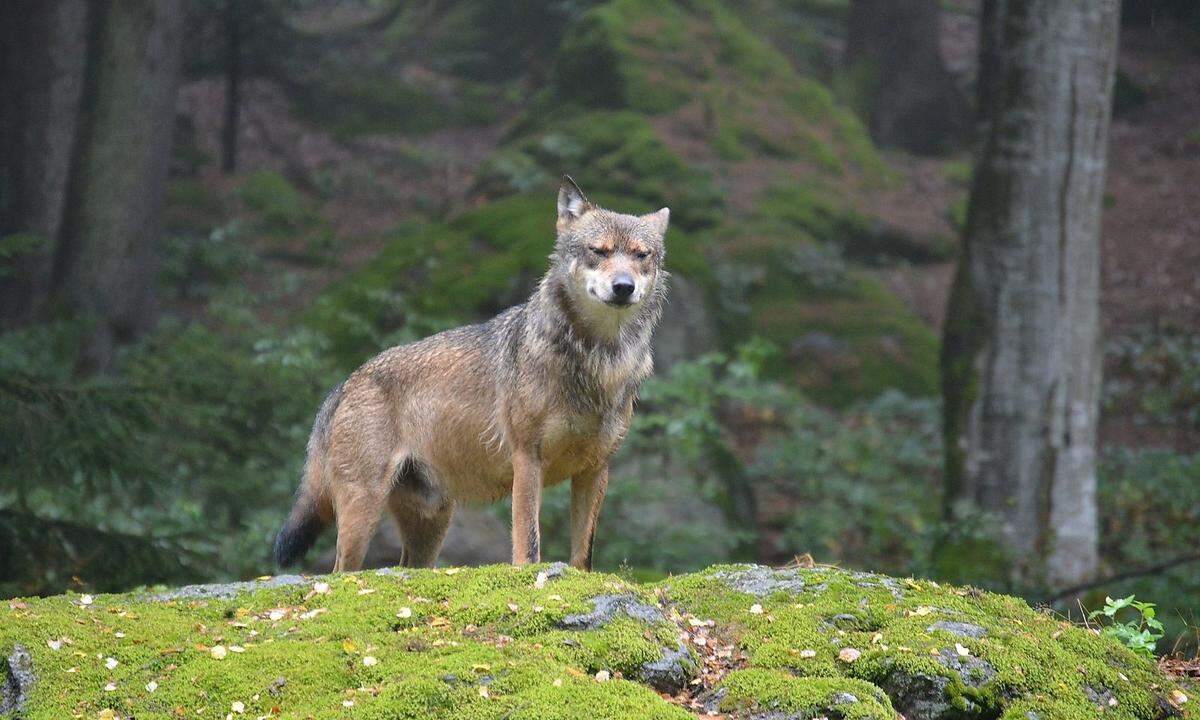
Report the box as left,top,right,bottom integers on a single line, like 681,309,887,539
1,645,33,715
712,566,812,597
928,620,988,639
641,643,693,695
149,574,308,602
557,594,697,694
558,594,665,630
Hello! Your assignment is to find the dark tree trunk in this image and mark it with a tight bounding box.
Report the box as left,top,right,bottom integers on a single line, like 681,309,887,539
221,0,241,174
940,0,1119,589
844,0,970,154
52,0,185,371
0,0,91,324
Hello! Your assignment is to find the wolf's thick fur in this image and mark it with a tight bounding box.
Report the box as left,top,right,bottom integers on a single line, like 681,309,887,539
274,178,669,571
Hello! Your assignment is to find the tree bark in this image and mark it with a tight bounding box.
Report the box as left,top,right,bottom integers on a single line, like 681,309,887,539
844,0,969,154
0,0,91,324
52,0,185,371
941,0,1119,589
221,0,241,174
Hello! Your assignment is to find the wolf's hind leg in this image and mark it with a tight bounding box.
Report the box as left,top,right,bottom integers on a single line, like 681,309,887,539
390,495,454,568
332,483,388,572
388,457,454,568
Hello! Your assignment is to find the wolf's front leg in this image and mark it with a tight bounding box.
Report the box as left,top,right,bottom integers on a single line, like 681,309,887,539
569,464,608,570
510,449,542,565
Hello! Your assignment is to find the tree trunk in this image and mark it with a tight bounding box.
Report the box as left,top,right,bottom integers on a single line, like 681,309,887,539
844,0,969,154
221,0,241,174
52,0,185,371
940,0,1119,589
0,0,91,324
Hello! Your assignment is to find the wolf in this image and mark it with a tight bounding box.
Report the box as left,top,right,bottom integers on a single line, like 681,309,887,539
273,177,669,572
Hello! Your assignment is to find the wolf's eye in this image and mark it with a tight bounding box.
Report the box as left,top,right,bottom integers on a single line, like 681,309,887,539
635,250,650,260
590,246,610,257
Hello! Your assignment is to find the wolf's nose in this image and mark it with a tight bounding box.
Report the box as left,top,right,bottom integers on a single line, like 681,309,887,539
612,275,635,301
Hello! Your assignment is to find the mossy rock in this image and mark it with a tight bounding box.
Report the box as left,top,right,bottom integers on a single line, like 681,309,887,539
755,184,955,265
545,0,882,175
478,110,724,231
2,565,1191,719
712,218,939,405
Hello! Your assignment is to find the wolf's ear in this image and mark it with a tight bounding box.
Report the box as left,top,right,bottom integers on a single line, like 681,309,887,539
557,175,592,226
642,207,670,235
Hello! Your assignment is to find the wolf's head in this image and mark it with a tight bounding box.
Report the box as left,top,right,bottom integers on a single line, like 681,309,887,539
551,177,668,330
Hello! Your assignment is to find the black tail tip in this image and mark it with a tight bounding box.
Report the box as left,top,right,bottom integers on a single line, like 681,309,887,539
273,514,323,568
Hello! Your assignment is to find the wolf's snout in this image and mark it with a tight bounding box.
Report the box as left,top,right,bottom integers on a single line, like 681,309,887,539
611,274,635,303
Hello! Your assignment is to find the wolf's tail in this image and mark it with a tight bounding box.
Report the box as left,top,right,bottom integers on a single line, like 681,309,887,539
273,382,342,567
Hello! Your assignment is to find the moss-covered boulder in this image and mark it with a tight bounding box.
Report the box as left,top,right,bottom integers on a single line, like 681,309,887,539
711,196,941,405
2,565,1192,719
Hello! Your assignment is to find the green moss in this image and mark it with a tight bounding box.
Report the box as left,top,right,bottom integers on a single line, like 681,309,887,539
715,232,939,404
479,110,723,232
543,0,883,175
1,565,689,719
667,565,1193,720
237,171,309,232
719,669,895,719
551,0,696,114
756,183,953,264
2,565,1192,719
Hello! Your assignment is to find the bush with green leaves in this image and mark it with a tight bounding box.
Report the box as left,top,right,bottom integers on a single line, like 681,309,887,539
1088,595,1166,657
0,305,340,596
1105,327,1200,432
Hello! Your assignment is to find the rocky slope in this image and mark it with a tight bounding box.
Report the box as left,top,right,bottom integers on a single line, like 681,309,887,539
2,564,1193,719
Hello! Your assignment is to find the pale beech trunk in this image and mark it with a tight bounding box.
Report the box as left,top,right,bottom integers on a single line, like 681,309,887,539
941,0,1119,589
